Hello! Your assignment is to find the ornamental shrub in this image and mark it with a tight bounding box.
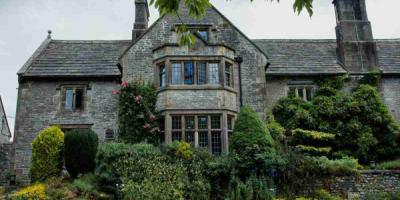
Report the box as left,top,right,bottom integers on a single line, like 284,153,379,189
273,75,400,163
64,129,99,178
12,183,48,200
117,80,159,144
30,126,64,182
231,106,276,177
291,129,335,156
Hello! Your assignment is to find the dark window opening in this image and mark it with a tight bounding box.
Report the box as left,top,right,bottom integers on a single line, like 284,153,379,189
199,131,208,148
185,116,195,129
185,131,195,146
225,62,232,87
159,64,166,87
172,116,182,129
184,62,194,85
211,116,221,129
64,87,85,111
212,131,222,155
172,132,182,141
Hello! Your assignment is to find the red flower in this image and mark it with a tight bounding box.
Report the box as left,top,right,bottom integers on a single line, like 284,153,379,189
149,114,156,122
112,89,120,95
134,95,142,104
143,123,150,129
121,81,129,88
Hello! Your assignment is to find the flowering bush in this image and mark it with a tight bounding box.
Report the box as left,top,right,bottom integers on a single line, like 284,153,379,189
115,80,159,144
12,183,48,200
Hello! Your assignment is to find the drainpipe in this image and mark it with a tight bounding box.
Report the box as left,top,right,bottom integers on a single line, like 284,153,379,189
234,56,243,107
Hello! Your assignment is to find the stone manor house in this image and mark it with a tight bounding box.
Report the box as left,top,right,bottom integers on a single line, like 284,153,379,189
9,0,400,183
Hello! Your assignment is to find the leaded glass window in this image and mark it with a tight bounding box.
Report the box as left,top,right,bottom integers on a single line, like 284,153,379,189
209,63,219,84
184,62,194,85
172,63,182,84
197,62,207,85
212,131,222,155
159,64,166,87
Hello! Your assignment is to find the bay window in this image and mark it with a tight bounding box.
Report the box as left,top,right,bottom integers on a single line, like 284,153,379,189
172,63,182,84
209,63,219,84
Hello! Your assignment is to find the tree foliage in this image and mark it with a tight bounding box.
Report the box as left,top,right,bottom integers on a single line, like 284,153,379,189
117,80,160,144
273,75,400,163
64,129,99,178
30,126,64,182
149,0,313,46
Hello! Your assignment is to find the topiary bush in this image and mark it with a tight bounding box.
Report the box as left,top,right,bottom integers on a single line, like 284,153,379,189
64,129,99,178
231,106,276,177
30,126,64,182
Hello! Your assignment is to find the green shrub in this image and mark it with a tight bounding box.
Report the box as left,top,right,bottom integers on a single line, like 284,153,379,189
376,159,400,170
265,112,286,142
117,80,160,144
291,129,335,156
64,129,99,178
30,126,64,182
231,106,276,177
272,75,400,163
95,142,138,194
364,191,400,200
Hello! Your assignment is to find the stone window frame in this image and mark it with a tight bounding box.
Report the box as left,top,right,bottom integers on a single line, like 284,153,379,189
162,110,237,154
224,62,234,88
287,81,315,102
60,84,87,113
154,57,235,90
170,114,222,154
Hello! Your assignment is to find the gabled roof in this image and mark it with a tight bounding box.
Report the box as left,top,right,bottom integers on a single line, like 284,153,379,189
376,39,400,74
254,39,400,75
253,39,346,75
0,96,11,141
18,40,131,78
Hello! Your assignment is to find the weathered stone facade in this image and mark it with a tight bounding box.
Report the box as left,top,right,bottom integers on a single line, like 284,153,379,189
13,80,119,184
9,0,400,184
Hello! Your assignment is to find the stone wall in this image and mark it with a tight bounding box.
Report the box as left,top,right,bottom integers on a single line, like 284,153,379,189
319,170,400,199
381,76,400,121
13,79,119,184
0,143,12,186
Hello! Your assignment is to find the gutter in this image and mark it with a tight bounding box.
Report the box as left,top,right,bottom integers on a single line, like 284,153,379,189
234,56,243,107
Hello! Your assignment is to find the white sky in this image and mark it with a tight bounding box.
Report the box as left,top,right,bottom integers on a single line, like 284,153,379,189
0,0,399,136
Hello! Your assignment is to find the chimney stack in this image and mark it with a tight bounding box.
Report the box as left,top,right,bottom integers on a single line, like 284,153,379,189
333,0,379,74
133,0,150,42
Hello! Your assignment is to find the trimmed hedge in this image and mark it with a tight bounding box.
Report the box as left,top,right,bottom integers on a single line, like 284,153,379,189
64,129,99,178
30,126,64,182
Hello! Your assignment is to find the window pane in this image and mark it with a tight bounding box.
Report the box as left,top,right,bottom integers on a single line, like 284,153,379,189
199,131,208,148
298,88,304,99
75,89,84,110
159,65,166,87
306,88,312,101
184,62,194,85
105,129,115,141
225,63,232,87
185,131,195,146
211,131,221,155
65,89,74,111
172,132,182,141
198,31,208,40
197,62,207,85
198,116,208,129
209,63,219,84
185,116,195,129
172,116,181,129
211,116,221,129
227,115,233,130
172,63,182,85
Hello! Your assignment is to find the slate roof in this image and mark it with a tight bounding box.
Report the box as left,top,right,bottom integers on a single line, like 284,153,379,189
376,39,400,74
254,39,400,76
19,40,131,78
253,39,346,75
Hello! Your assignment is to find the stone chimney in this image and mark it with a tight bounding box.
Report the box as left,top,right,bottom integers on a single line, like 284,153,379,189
132,0,150,42
333,0,379,74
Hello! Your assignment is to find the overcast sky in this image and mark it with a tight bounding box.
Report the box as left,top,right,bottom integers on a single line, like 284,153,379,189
1,0,399,136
